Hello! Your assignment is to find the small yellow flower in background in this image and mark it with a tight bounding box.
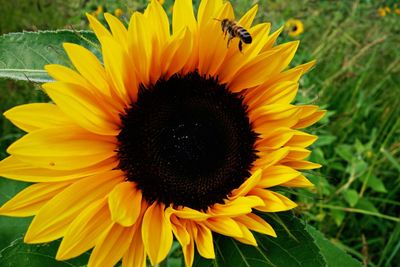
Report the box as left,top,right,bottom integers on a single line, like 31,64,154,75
395,4,400,14
114,8,123,17
384,6,391,13
94,5,103,17
377,7,387,17
285,19,304,37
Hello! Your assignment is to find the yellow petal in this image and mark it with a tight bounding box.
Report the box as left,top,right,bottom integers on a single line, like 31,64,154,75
257,165,300,188
282,147,311,161
145,0,170,41
237,4,258,28
141,202,173,265
128,12,151,86
0,155,117,182
230,169,262,198
236,213,276,237
122,226,146,267
86,13,112,40
211,196,264,217
108,182,142,227
0,181,70,217
294,109,326,129
24,170,124,243
253,147,289,168
252,82,299,108
182,237,195,267
104,13,128,48
99,35,134,106
63,43,110,95
256,60,316,92
173,0,196,34
170,215,190,246
256,127,294,149
281,175,314,188
296,60,316,74
234,222,257,246
194,222,215,259
228,41,299,92
250,189,297,212
203,217,243,238
261,26,283,51
57,198,112,260
7,126,116,170
218,22,271,81
45,64,95,91
205,2,235,76
284,160,322,170
198,2,234,75
4,103,73,132
286,130,318,148
162,27,193,78
88,223,135,267
252,106,300,134
42,82,120,136
45,64,123,117
252,104,299,127
197,0,223,26
167,206,211,221
144,0,170,83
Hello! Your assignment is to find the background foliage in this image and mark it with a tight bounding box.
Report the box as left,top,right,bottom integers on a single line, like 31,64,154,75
0,0,399,266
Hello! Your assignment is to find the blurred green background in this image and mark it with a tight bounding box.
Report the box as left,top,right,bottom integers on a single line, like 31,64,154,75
0,0,399,266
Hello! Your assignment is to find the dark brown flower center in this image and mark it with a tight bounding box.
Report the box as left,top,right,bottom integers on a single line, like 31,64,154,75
117,71,258,210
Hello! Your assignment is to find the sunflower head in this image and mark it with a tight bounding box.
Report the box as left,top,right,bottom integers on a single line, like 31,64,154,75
285,18,304,37
0,0,325,266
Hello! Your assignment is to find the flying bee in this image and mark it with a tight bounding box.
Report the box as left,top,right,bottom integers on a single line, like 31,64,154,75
215,18,252,52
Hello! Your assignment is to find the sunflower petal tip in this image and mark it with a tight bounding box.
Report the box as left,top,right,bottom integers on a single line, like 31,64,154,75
85,12,95,20
23,233,33,244
55,250,67,261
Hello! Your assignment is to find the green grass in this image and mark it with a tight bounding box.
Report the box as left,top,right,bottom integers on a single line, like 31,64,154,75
0,0,399,266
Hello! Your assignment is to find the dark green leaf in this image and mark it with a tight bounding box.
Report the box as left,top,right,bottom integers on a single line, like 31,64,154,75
0,30,100,83
0,238,89,267
194,212,326,267
0,178,31,250
306,225,362,267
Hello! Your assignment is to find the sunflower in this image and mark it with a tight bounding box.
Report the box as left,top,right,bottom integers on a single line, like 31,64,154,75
0,0,325,266
114,8,124,17
377,7,387,17
285,18,304,37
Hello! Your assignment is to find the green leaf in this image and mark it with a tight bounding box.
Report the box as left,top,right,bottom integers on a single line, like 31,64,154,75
194,212,327,267
342,189,359,207
305,225,362,267
360,174,387,193
314,135,336,147
0,178,31,250
355,198,379,213
335,144,353,162
330,209,345,226
0,238,89,267
0,30,100,83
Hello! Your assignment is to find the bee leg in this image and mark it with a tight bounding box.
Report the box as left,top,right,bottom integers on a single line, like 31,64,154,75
227,35,234,48
238,40,243,53
223,29,228,40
